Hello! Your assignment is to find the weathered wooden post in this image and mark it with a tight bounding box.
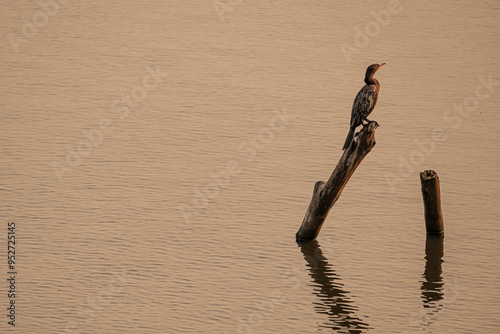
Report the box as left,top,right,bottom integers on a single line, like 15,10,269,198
419,170,444,234
296,122,378,242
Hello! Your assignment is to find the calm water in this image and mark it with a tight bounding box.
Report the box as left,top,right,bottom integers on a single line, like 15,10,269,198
1,1,499,333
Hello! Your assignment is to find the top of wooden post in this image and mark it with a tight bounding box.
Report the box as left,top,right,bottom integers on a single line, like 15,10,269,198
420,170,438,181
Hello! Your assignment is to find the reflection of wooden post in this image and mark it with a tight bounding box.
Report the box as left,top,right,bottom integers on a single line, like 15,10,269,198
421,234,444,304
296,122,377,241
299,240,370,331
420,170,444,234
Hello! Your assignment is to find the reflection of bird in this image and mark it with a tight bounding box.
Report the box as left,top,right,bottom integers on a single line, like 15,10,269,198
342,63,385,150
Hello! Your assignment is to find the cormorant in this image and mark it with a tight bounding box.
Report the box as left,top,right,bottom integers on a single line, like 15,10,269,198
342,63,385,150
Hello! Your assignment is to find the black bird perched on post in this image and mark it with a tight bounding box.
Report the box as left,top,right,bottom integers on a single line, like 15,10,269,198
342,63,385,150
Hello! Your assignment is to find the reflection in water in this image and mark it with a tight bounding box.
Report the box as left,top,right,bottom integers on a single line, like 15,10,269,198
419,234,445,327
299,240,370,333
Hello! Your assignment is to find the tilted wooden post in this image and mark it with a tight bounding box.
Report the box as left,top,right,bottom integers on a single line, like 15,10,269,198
420,170,444,234
296,122,378,242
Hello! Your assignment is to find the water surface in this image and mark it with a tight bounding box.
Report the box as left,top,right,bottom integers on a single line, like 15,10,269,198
1,1,499,333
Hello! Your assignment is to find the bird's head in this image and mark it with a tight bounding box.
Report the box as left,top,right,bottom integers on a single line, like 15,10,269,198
365,63,385,83
367,63,385,75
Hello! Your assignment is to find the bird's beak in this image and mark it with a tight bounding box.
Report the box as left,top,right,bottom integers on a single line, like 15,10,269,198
379,63,386,67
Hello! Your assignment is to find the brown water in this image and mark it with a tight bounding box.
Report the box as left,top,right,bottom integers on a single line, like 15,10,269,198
1,1,499,333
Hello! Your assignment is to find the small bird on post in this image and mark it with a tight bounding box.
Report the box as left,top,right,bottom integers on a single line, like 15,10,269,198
342,63,385,150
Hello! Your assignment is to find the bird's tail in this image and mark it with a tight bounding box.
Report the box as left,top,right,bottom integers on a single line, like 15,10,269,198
342,127,355,150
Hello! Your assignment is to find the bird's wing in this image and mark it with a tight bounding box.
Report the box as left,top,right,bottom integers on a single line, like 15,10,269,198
350,85,377,127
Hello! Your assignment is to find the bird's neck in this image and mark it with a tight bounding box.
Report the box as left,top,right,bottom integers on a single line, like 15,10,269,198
364,74,378,86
